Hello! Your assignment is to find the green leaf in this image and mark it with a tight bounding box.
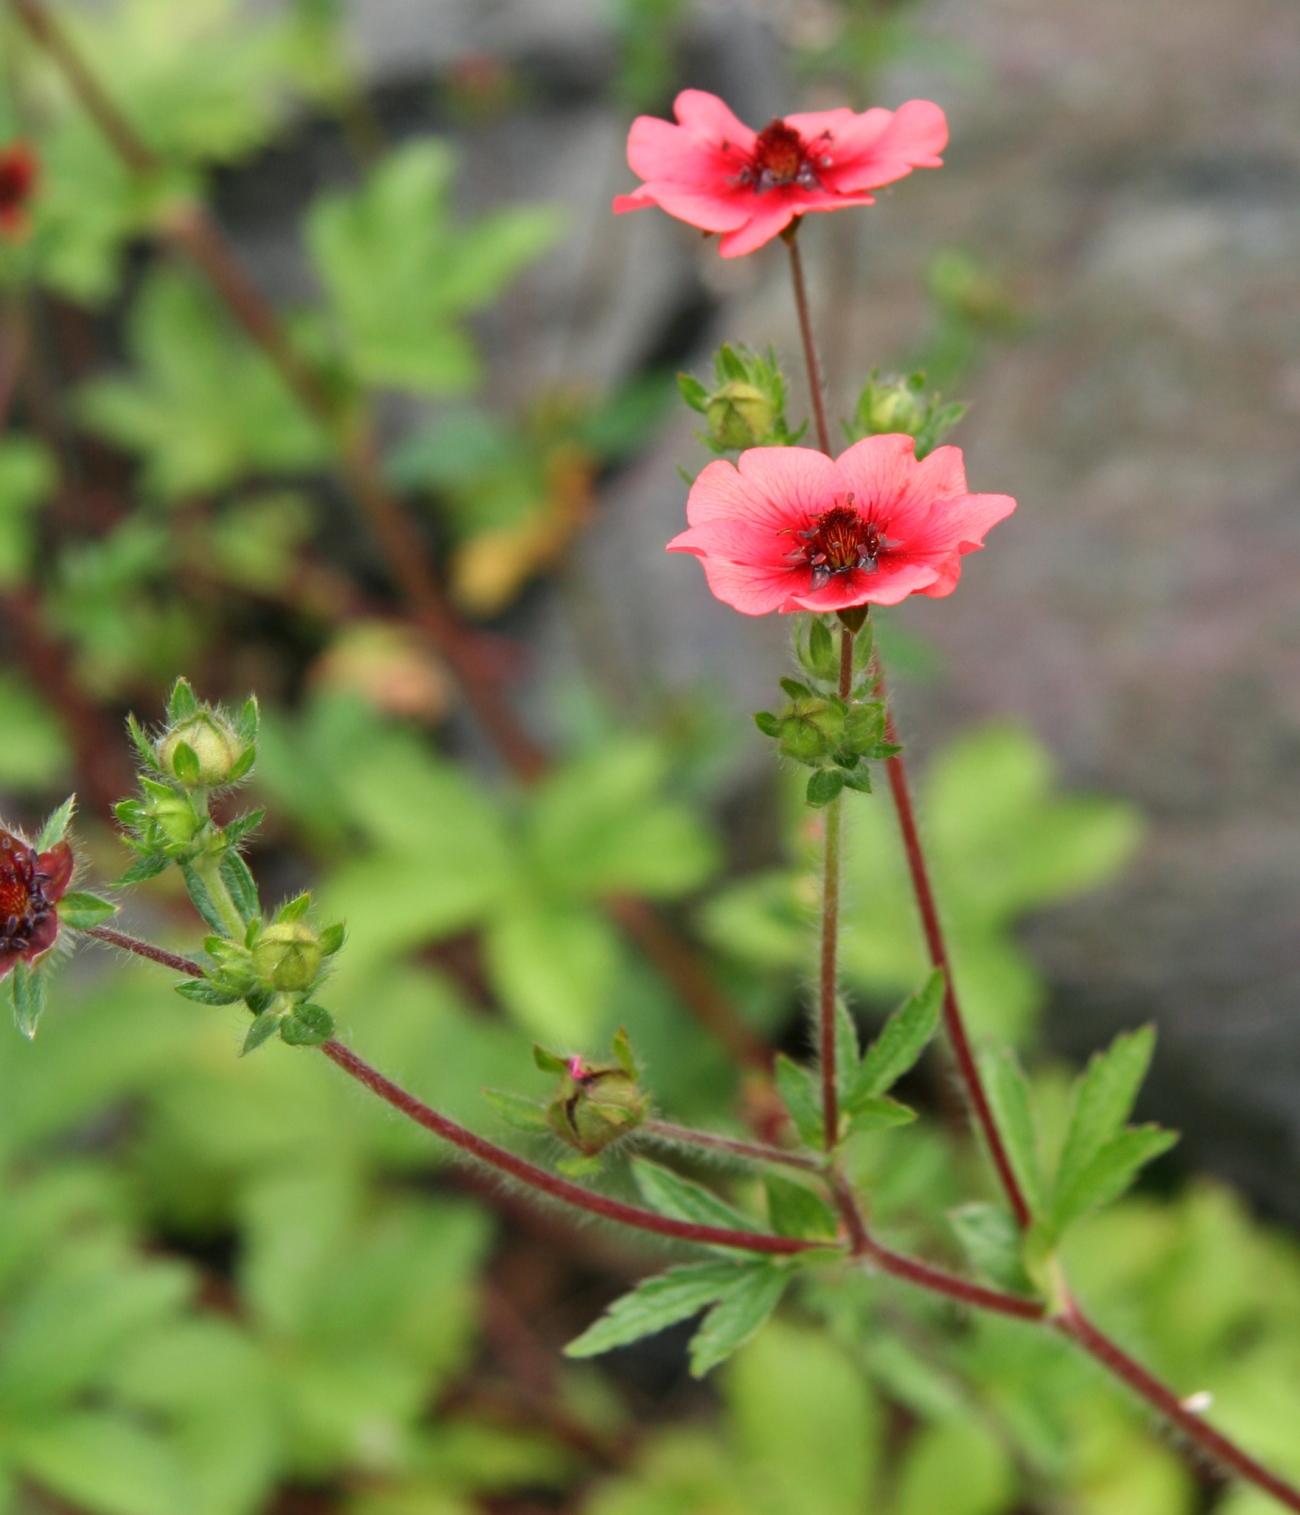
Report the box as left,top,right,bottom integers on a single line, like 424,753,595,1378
979,1045,1045,1215
774,1054,824,1150
115,853,169,886
948,1202,1034,1295
766,1176,838,1240
847,969,944,1107
845,1096,916,1135
484,901,620,1044
166,677,199,723
677,372,709,412
1054,1025,1156,1204
1048,1125,1178,1238
170,741,201,785
754,710,781,738
11,962,47,1040
531,1043,569,1074
35,794,77,851
180,861,228,936
220,808,266,849
689,1263,789,1377
307,141,560,393
9,1412,187,1515
833,999,861,1100
806,769,845,808
482,1088,550,1132
279,1002,334,1047
565,1261,750,1358
56,892,118,929
234,693,260,745
240,1011,282,1057
275,891,312,923
318,921,345,956
631,1158,754,1236
125,712,160,771
174,978,244,1007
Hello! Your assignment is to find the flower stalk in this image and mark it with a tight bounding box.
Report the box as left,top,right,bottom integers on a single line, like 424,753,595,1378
817,620,854,1148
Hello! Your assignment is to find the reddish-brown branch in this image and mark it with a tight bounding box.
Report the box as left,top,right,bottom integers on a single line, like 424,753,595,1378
1059,1303,1300,1512
785,226,834,455
320,1039,812,1256
879,691,1032,1228
83,924,204,978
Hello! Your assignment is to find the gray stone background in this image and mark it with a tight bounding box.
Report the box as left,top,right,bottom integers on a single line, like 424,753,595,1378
235,0,1299,1214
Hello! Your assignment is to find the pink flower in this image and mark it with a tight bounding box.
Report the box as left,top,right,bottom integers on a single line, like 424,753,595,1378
666,436,1015,615
0,829,73,979
613,91,947,257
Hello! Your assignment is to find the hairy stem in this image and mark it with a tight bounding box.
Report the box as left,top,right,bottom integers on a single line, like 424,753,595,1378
785,225,834,454
320,1041,812,1256
82,925,204,978
189,850,247,941
641,1118,820,1173
818,622,854,1148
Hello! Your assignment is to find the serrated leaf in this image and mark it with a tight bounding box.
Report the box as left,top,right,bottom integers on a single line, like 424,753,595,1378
1054,1025,1156,1204
482,1088,550,1132
948,1203,1034,1295
220,808,265,849
279,1003,333,1046
774,1054,824,1150
631,1158,754,1236
766,1176,838,1240
240,1011,282,1056
174,978,245,1007
36,794,77,851
56,892,118,929
565,1261,748,1358
166,678,199,723
11,962,47,1039
1048,1125,1178,1239
979,1045,1044,1215
689,1263,789,1377
846,1097,916,1135
806,769,844,808
115,853,169,886
847,969,944,1107
125,713,161,771
218,850,260,924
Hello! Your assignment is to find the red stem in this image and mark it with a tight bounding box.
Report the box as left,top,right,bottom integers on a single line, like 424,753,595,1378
1059,1304,1300,1512
880,693,1032,1229
83,924,204,978
319,1040,811,1257
785,226,834,454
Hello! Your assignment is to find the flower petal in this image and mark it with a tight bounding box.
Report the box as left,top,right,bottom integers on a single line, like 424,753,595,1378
692,554,800,616
621,180,751,232
626,116,734,185
672,89,757,151
734,446,841,524
783,559,942,613
818,99,948,193
832,434,919,523
36,841,74,902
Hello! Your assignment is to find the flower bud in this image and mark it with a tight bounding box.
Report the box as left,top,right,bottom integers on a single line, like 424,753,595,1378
778,698,843,765
547,1056,648,1156
706,381,776,450
158,712,246,788
146,789,203,847
856,376,927,437
253,921,324,992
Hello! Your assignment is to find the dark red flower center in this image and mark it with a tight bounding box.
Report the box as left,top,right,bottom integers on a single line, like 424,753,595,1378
0,831,56,955
740,119,825,194
787,499,896,591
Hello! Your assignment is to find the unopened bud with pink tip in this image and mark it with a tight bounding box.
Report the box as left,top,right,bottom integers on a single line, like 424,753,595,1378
536,1030,649,1155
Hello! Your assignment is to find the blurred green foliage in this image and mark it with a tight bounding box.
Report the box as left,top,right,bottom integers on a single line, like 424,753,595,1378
1,1,1296,1512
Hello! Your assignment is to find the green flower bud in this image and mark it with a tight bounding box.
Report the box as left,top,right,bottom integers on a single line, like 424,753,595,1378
158,712,247,788
146,789,203,847
856,376,927,438
778,699,843,765
706,381,777,450
547,1056,648,1156
253,921,324,992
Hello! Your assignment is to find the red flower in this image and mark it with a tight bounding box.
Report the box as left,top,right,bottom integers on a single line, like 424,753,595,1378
0,142,38,241
613,91,947,257
0,830,73,979
667,436,1015,615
